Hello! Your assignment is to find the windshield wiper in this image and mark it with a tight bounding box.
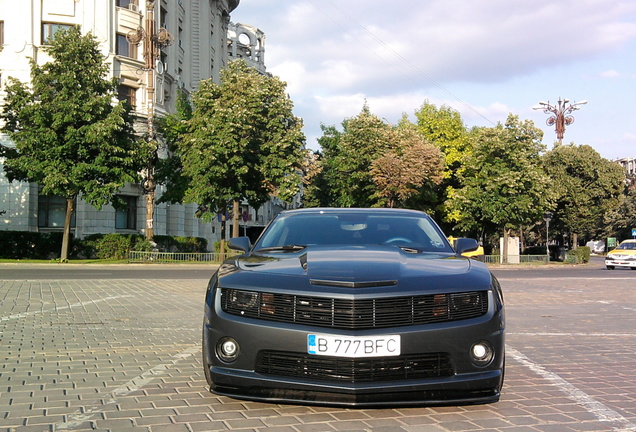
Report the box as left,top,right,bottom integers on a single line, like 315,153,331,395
255,244,306,253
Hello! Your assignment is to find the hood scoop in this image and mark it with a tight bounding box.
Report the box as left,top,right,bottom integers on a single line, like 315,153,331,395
310,279,397,288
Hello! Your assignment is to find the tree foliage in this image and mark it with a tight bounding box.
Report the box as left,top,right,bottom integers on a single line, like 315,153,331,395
0,27,141,260
415,102,470,183
370,119,444,208
542,144,625,244
316,105,393,207
446,115,552,241
176,60,306,222
311,106,443,209
414,102,471,225
156,89,193,205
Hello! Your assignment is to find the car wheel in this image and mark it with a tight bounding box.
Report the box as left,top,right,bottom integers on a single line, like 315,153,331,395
606,266,615,270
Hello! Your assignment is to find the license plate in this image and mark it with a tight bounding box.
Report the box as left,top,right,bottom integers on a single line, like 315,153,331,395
307,334,401,358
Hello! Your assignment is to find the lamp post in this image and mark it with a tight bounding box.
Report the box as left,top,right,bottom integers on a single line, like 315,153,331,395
126,0,174,240
544,212,553,262
533,98,587,144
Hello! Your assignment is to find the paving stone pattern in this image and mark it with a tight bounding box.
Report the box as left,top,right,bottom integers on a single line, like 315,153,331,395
1,267,635,431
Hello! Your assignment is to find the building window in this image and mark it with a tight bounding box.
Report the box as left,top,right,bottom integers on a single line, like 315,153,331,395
116,33,137,58
38,195,75,228
42,23,73,44
116,0,138,8
115,196,137,230
117,85,137,109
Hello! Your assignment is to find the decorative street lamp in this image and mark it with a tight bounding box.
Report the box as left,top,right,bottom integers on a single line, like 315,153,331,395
533,98,587,144
126,0,174,240
543,211,553,262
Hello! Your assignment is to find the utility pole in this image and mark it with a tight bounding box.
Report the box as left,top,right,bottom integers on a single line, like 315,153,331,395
127,0,173,240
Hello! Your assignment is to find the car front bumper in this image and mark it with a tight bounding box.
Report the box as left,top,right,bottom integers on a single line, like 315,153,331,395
203,291,505,407
605,258,636,268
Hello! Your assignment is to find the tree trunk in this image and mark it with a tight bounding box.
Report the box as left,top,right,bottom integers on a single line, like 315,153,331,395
232,199,240,238
572,232,578,249
502,228,509,264
145,190,155,241
60,198,75,261
219,212,227,262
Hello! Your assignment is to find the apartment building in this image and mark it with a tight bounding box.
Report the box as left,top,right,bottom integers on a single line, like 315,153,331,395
0,0,294,247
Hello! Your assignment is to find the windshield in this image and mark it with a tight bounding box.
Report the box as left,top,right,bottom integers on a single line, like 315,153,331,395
618,242,636,250
254,211,453,253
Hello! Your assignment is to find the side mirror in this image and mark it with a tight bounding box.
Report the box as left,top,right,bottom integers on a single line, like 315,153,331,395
228,236,251,253
455,238,479,256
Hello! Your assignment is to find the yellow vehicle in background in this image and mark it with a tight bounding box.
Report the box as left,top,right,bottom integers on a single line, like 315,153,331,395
605,239,636,270
448,236,484,260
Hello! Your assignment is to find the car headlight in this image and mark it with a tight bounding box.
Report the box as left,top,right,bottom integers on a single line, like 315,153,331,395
226,289,259,311
470,341,495,366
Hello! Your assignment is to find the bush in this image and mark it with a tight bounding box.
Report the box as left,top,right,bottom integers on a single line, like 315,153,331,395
214,240,231,255
153,235,207,253
0,231,68,259
0,231,208,260
566,246,591,264
91,234,135,259
522,246,546,255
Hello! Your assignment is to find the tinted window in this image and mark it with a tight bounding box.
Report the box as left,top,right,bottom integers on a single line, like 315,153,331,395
255,212,452,252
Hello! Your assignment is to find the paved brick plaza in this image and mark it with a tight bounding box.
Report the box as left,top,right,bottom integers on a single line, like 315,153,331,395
1,264,635,432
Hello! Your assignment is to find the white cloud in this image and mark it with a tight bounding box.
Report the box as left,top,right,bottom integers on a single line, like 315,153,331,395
230,0,636,158
600,69,622,78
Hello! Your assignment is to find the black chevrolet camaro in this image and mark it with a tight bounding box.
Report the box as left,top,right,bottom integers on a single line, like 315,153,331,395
203,208,505,407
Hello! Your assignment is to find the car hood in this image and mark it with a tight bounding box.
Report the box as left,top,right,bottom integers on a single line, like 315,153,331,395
608,249,636,256
222,245,492,292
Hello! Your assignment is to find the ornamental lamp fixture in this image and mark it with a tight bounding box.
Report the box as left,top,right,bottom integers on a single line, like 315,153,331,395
533,98,587,144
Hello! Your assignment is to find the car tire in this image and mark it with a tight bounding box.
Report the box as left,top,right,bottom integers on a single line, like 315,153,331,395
631,267,636,270
606,265,615,270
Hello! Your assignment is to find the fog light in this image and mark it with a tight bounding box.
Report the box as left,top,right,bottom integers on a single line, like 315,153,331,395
471,341,494,366
217,337,240,362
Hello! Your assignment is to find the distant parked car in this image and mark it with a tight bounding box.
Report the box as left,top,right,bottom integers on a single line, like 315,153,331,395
202,208,505,407
605,239,636,270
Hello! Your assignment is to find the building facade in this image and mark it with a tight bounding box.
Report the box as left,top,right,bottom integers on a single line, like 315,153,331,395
0,0,294,248
616,158,636,180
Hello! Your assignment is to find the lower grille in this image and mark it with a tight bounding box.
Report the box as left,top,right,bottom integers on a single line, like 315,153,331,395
256,351,454,383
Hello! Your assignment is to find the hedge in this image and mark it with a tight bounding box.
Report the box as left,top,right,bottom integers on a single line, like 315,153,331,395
0,231,208,260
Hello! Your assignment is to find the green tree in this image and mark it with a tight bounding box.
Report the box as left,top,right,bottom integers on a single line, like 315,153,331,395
446,115,552,258
414,102,471,225
370,119,444,208
415,101,470,182
156,89,193,206
602,182,636,240
177,60,306,237
542,144,625,246
0,27,141,260
317,105,393,207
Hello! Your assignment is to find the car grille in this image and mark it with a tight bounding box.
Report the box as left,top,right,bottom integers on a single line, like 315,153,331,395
221,289,488,329
256,351,454,383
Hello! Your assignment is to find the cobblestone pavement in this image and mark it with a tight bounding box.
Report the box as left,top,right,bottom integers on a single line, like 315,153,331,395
1,265,636,432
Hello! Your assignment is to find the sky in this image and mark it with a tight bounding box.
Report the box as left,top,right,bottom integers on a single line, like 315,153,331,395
230,0,636,161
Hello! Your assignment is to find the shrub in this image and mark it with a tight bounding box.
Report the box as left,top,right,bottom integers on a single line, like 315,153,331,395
93,233,134,260
0,231,208,259
0,231,68,259
566,246,591,264
153,235,207,253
